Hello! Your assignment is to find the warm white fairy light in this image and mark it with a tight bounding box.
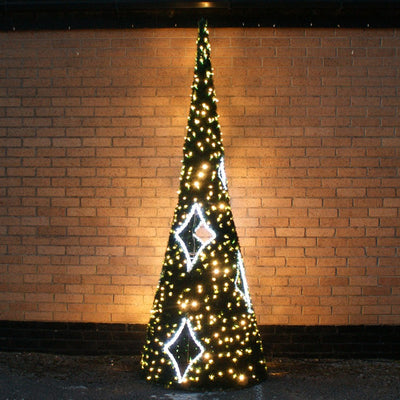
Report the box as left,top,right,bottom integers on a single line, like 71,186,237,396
235,251,253,312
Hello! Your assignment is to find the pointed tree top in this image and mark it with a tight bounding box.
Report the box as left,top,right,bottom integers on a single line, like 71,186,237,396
198,17,207,31
196,18,211,66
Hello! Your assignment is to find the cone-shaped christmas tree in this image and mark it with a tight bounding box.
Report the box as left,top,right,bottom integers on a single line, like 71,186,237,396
141,19,267,389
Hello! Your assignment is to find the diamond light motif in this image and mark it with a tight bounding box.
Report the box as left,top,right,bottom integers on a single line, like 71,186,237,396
218,157,228,190
175,203,216,272
164,317,205,383
234,251,253,313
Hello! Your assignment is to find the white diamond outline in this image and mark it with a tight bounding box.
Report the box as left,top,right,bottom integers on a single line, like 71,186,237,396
218,157,228,190
174,203,216,272
164,317,205,383
234,251,253,313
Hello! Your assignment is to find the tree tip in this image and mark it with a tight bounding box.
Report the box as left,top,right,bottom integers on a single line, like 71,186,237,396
198,18,208,31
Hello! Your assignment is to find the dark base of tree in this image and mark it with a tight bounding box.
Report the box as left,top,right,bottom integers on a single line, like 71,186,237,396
138,366,267,390
0,321,399,359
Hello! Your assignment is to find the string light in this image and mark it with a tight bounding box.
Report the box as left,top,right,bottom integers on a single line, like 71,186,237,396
141,18,267,389
234,251,254,313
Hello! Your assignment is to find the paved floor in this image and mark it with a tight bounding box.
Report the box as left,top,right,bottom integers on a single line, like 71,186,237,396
0,352,399,399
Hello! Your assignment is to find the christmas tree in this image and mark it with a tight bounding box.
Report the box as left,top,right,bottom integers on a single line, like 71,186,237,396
141,19,267,389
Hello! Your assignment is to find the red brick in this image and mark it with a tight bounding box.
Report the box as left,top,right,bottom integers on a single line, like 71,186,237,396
303,306,332,315
1,28,399,326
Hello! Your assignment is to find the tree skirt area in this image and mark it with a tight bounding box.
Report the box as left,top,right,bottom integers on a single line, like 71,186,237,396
0,352,399,400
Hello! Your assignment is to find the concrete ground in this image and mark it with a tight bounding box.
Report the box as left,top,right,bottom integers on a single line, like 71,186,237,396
0,352,399,400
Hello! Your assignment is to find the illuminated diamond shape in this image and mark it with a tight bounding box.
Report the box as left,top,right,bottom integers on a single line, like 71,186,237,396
235,251,253,313
164,318,205,383
218,157,228,190
175,203,216,272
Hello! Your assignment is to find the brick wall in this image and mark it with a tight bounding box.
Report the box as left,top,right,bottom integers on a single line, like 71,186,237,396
1,27,399,326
